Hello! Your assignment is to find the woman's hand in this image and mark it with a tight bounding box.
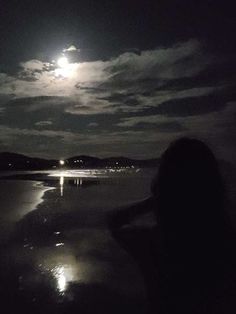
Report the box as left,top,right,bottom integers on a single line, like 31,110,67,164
108,197,155,230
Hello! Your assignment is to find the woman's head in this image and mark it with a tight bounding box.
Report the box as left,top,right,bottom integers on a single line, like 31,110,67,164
152,138,226,240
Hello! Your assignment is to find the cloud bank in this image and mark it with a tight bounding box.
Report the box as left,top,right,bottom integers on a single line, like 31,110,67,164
0,39,235,161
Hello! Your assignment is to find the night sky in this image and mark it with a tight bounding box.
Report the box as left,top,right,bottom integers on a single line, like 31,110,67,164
0,0,235,161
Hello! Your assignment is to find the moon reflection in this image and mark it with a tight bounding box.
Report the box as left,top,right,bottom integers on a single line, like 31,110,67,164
53,266,66,293
52,264,76,294
38,254,82,296
60,176,64,196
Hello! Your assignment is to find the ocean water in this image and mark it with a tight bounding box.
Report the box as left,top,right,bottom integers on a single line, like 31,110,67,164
0,168,156,314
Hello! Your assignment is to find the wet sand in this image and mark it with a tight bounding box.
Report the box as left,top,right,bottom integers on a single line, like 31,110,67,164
0,170,153,314
0,166,235,314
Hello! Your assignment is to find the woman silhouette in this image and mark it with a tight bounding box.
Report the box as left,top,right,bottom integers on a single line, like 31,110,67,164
110,138,236,313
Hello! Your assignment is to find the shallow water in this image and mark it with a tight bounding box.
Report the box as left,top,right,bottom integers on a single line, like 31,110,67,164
0,168,155,314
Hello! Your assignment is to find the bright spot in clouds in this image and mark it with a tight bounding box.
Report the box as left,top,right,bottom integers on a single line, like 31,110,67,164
57,56,69,68
55,56,78,78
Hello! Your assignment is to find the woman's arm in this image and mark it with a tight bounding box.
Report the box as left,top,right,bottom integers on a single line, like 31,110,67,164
108,196,156,230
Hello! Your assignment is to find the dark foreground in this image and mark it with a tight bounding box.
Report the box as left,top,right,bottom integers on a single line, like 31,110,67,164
0,166,236,314
0,170,153,314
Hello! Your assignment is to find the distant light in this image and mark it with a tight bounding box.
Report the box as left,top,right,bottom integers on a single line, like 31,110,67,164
57,56,69,68
59,160,65,166
55,243,64,247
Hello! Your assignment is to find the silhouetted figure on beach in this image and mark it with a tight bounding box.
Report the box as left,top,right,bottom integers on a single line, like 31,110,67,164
110,138,236,313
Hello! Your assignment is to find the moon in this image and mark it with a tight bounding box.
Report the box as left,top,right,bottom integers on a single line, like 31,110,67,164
55,55,78,78
57,56,69,68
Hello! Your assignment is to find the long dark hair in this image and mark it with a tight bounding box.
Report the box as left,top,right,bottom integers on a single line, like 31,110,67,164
152,138,228,246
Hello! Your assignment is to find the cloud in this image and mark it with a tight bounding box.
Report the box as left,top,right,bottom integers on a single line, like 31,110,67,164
149,93,229,117
0,102,235,161
7,96,70,111
20,59,49,72
0,39,235,160
118,117,186,132
0,37,230,126
0,39,216,114
63,45,79,52
88,122,99,127
35,120,53,126
117,115,171,127
101,86,225,115
105,39,206,82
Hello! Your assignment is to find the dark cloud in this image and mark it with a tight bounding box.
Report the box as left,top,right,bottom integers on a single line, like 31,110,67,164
152,94,230,117
35,120,53,127
123,121,186,133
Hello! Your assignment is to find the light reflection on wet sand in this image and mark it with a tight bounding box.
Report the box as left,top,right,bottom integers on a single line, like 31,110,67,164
0,180,53,221
0,169,154,313
0,180,54,241
1,167,235,313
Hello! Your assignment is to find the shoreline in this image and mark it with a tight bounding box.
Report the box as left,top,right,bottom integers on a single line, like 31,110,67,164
0,173,148,313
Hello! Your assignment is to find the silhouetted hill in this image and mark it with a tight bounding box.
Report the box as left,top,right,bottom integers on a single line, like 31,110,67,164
66,155,159,168
66,155,102,168
0,152,57,170
0,152,160,170
0,152,235,185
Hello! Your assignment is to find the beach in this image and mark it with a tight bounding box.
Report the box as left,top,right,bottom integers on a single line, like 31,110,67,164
0,165,235,313
0,168,155,314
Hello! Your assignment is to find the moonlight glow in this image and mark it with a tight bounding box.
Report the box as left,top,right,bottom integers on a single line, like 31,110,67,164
57,56,69,68
54,55,78,78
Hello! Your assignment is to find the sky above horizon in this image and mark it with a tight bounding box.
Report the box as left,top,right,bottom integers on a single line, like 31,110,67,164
0,0,235,161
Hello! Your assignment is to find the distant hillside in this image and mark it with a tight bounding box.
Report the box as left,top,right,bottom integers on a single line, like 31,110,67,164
66,155,102,168
66,155,159,168
0,152,160,170
0,152,57,170
65,156,159,168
